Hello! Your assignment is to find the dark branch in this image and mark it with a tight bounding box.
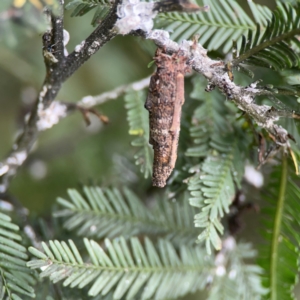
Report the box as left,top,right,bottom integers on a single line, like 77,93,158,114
153,0,204,13
61,0,120,81
0,0,121,192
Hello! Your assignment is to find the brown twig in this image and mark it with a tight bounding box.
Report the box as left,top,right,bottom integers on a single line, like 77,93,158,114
145,30,296,148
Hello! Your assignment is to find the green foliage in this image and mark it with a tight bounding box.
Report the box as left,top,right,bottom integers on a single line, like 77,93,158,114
27,237,212,299
259,157,300,300
124,89,153,179
0,211,35,299
208,241,267,300
188,142,243,254
54,186,199,244
247,0,272,26
4,0,300,299
233,3,300,71
185,77,231,159
156,0,266,53
27,237,266,300
276,0,299,5
185,78,248,254
65,0,111,26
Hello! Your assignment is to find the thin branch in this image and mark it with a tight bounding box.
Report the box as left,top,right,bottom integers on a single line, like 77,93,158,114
77,76,150,108
46,76,151,124
0,75,150,192
144,29,295,146
270,153,287,300
0,0,121,192
60,0,121,81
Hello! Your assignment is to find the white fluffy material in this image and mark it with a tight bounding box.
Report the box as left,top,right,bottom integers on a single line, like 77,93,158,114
115,0,157,34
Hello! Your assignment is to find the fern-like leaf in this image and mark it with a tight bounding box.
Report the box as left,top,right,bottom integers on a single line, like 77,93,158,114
248,0,272,26
124,89,153,179
259,156,300,300
27,237,212,299
156,0,268,53
186,77,247,254
185,77,231,158
233,3,300,70
54,187,199,244
0,211,35,299
188,141,243,254
65,0,111,26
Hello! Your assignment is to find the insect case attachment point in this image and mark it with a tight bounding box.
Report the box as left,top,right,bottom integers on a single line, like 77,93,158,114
145,48,190,187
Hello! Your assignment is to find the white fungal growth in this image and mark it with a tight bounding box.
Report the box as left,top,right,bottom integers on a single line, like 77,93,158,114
222,236,236,251
75,40,85,52
88,41,100,55
215,265,226,277
148,29,170,42
63,30,70,46
37,101,67,131
39,85,48,103
80,95,95,107
132,77,150,90
0,165,9,176
0,184,6,193
63,29,70,56
7,151,27,166
115,0,157,34
29,160,47,180
244,165,264,188
0,200,13,211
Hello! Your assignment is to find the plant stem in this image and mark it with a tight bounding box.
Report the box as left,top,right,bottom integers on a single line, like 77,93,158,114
270,153,287,300
233,28,300,65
